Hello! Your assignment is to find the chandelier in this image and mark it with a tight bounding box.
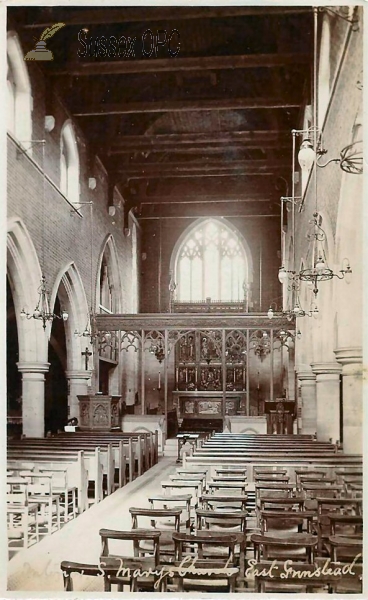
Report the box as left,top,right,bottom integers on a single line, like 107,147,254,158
149,340,165,363
250,331,271,361
299,213,352,297
20,275,68,330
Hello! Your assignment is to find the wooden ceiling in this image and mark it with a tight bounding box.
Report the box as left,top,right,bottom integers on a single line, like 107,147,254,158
12,6,313,228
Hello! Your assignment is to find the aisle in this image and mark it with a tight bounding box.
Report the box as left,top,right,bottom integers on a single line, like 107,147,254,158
8,457,176,592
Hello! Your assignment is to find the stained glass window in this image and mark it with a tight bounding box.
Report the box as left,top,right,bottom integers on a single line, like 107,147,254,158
175,220,247,302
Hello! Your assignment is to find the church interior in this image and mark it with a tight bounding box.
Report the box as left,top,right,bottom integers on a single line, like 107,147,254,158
6,4,364,594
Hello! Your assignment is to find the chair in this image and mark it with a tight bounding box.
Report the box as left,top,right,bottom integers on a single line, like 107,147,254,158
130,507,181,560
254,468,287,476
196,508,247,578
39,467,77,522
329,535,363,563
316,497,363,555
171,530,239,592
207,481,247,495
200,493,248,512
260,510,315,535
251,532,318,563
61,561,102,591
7,481,39,551
255,474,290,483
169,475,205,494
161,480,202,508
252,561,337,593
216,468,247,478
22,472,61,535
259,496,305,511
99,528,162,592
148,495,192,531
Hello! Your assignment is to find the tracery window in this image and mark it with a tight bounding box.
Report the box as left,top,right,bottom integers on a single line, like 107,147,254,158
175,220,247,302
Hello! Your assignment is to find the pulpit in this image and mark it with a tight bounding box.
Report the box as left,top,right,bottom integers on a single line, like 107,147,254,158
78,394,121,430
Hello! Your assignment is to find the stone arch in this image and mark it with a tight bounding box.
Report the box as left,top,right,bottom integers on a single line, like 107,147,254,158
50,262,90,372
7,217,47,363
7,31,33,144
96,234,123,313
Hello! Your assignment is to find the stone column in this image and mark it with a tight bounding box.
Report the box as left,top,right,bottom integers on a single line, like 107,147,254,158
65,370,92,420
311,362,341,443
17,361,50,438
334,348,362,455
296,368,317,435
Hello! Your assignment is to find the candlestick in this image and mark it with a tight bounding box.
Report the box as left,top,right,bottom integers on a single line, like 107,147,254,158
158,371,161,389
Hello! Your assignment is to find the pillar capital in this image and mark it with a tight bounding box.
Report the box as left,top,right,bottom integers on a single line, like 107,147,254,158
17,361,50,374
65,370,92,380
334,347,362,366
296,369,316,382
311,362,342,376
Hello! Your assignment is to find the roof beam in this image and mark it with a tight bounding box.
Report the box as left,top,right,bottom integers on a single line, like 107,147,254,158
106,130,290,149
55,53,310,77
112,158,288,175
108,142,289,156
74,98,300,116
22,7,311,28
139,196,274,204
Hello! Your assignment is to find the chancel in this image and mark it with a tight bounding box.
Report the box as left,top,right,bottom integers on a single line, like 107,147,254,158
6,4,363,595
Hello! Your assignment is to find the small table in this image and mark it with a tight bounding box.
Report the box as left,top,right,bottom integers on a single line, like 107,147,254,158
176,433,199,463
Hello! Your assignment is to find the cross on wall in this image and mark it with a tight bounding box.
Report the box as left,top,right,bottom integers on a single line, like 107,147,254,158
81,347,92,370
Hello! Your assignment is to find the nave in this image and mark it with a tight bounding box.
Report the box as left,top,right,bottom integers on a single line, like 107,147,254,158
7,433,363,594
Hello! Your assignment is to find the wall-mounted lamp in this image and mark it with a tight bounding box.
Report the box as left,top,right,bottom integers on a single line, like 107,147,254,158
88,177,97,190
45,115,55,133
298,138,363,175
108,205,116,217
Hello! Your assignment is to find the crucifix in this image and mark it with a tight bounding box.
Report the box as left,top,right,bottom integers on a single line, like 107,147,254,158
82,347,92,370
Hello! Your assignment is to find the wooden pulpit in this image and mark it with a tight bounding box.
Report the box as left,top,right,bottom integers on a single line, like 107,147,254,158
78,394,121,430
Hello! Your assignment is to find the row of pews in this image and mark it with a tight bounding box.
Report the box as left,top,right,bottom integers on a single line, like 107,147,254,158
7,430,159,552
59,432,363,593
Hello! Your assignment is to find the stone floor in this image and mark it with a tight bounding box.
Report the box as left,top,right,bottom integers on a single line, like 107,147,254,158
8,457,177,592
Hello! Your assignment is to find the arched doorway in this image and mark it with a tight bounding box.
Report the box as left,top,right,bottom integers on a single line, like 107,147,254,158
45,296,68,434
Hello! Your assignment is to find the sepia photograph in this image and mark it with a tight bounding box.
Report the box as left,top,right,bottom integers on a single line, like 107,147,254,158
3,1,364,595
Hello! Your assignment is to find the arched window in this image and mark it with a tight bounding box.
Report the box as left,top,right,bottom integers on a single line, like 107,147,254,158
7,32,33,144
174,219,248,302
318,15,331,129
99,256,113,314
60,121,80,203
